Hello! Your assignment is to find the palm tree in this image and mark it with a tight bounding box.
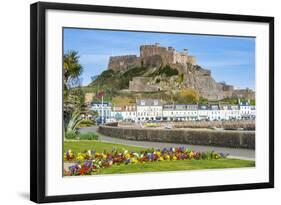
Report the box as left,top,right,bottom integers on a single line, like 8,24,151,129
63,50,83,89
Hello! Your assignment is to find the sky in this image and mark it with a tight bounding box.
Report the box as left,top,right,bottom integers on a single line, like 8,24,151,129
64,28,255,90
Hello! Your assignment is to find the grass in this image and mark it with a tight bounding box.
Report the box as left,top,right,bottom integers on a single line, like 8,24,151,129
64,140,255,175
64,140,145,153
96,159,255,175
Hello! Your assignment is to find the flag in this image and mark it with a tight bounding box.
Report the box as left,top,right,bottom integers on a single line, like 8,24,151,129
96,90,105,98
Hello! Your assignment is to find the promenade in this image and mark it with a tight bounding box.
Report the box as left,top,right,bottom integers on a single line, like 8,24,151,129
80,126,255,160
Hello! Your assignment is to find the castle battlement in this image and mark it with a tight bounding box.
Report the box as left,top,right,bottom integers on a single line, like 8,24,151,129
108,43,196,72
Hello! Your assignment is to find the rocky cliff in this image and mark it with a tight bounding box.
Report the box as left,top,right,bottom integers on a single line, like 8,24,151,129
90,43,254,101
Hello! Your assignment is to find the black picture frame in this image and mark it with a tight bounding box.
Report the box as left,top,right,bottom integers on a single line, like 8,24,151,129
30,1,274,203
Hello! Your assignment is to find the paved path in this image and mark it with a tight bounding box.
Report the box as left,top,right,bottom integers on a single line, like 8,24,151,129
80,126,255,160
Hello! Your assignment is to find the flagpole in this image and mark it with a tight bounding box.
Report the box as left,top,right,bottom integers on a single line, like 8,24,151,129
101,95,104,124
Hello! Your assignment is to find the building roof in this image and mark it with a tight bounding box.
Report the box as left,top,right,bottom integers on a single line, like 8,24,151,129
136,99,162,106
209,104,220,110
91,102,111,106
239,101,250,106
163,104,198,110
198,105,209,110
220,105,239,110
113,104,136,112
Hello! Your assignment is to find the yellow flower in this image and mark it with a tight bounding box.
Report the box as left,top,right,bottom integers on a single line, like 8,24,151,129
156,151,161,157
77,155,84,161
102,154,107,159
159,157,164,161
189,151,194,158
172,156,177,161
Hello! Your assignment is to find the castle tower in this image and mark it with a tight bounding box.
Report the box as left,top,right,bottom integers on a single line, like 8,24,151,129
183,48,188,55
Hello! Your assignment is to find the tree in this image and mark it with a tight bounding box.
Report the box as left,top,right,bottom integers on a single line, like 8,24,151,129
174,88,199,104
63,51,93,139
63,50,83,89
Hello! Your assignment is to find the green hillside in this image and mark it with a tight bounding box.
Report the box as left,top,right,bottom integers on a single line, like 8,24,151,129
80,65,180,103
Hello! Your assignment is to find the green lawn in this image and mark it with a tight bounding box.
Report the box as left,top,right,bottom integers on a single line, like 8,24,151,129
64,140,145,153
96,159,255,175
64,140,255,175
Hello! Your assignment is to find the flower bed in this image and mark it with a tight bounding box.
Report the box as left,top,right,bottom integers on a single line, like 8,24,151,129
64,147,229,176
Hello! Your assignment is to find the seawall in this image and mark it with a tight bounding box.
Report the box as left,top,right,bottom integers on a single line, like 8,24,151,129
98,125,255,149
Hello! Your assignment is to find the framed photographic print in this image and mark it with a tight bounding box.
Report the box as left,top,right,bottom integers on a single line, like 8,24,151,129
30,1,274,203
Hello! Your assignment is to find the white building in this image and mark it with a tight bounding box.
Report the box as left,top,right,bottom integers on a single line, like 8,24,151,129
198,105,209,120
220,104,240,120
136,99,163,121
208,104,221,121
112,104,137,121
163,104,198,121
239,101,256,119
91,102,112,123
102,99,256,122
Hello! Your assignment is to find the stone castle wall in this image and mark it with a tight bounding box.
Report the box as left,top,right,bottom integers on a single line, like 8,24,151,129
233,89,255,99
140,44,196,66
108,44,197,72
108,55,140,71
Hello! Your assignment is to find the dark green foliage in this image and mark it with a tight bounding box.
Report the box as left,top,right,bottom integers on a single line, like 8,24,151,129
177,73,184,83
64,50,83,89
199,97,209,104
220,97,238,105
249,99,256,105
153,65,178,77
120,66,150,88
76,119,94,128
91,66,151,91
78,132,99,140
65,131,77,139
99,69,115,78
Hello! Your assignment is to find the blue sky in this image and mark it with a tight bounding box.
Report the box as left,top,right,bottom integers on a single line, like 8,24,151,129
64,28,255,89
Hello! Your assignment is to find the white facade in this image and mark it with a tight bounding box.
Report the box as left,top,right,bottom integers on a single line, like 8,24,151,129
136,99,163,121
220,105,241,120
163,104,198,121
91,102,112,123
108,99,255,122
239,102,256,119
198,105,209,120
112,105,137,121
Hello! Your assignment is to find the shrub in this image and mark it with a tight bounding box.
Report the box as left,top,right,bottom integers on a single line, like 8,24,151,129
158,65,178,76
65,131,77,139
177,73,184,83
76,119,94,128
78,132,99,140
99,69,115,78
174,88,199,104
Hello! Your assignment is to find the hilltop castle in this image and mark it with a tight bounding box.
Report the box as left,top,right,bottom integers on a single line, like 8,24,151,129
108,43,196,72
106,43,255,101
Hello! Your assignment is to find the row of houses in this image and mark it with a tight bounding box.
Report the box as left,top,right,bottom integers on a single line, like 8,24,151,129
91,99,255,123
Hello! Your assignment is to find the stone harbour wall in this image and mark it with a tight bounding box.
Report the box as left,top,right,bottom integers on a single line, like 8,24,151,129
99,125,255,149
